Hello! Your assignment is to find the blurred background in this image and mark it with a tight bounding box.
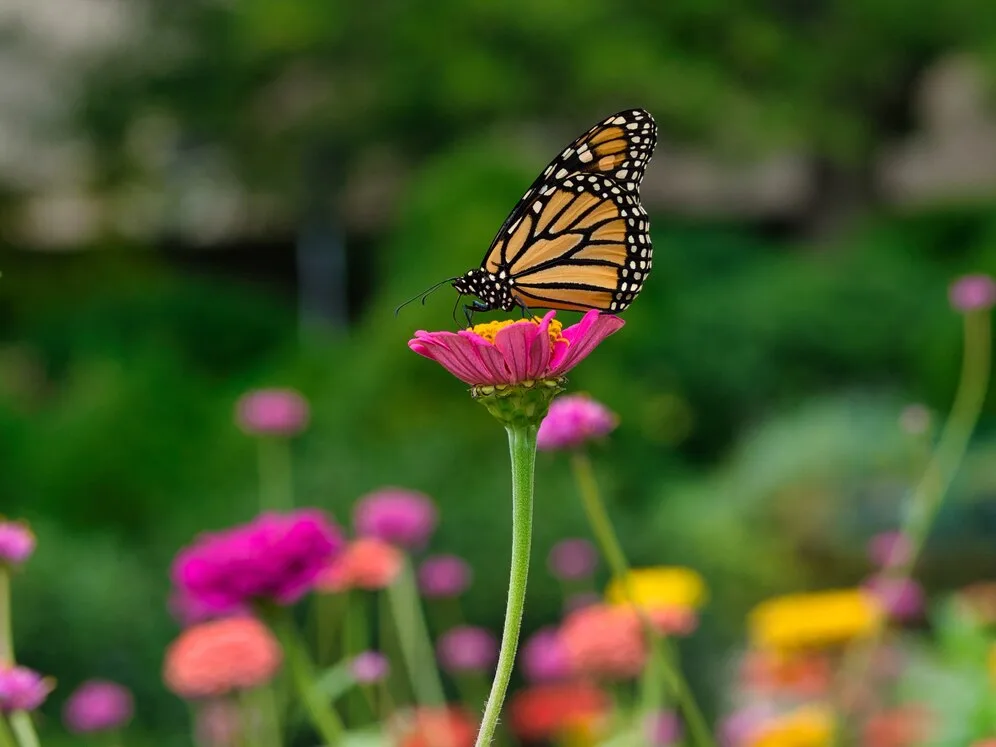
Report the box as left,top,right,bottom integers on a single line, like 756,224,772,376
4,0,996,741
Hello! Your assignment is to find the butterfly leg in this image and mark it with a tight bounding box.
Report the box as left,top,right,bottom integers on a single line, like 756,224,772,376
463,300,491,327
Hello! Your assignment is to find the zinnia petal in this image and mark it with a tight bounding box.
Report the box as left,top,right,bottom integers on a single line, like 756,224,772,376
548,311,625,376
409,332,490,385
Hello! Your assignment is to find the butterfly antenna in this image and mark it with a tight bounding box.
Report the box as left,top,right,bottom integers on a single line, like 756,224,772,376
394,277,459,317
452,293,463,328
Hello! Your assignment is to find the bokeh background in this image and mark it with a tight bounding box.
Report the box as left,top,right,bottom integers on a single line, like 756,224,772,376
4,0,996,741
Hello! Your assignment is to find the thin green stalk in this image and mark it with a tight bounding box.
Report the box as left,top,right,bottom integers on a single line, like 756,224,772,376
0,718,15,747
475,424,536,747
0,569,11,665
569,451,715,747
269,609,345,746
386,563,446,706
8,713,38,747
258,437,294,511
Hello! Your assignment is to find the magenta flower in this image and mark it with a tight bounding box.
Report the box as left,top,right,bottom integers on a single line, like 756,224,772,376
353,488,437,550
63,679,134,733
520,627,573,683
537,395,618,450
645,710,682,747
949,274,996,312
350,652,390,684
0,519,35,567
868,531,912,569
436,626,498,674
172,509,343,615
417,554,472,598
863,576,924,622
547,538,598,581
409,310,625,387
0,666,53,712
235,388,310,436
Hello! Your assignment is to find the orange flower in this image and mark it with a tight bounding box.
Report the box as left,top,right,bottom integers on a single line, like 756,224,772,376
862,705,932,747
508,682,608,741
163,617,282,699
316,538,403,592
395,707,476,747
559,603,647,680
740,651,832,698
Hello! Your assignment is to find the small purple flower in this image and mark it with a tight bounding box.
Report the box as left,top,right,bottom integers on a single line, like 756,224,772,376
949,274,996,312
537,395,618,451
645,711,682,747
863,575,924,622
353,488,437,550
436,626,498,674
868,531,912,569
235,388,310,436
0,519,35,567
520,627,573,683
547,538,598,581
417,555,472,598
63,679,134,733
350,652,390,684
172,509,343,615
0,666,53,713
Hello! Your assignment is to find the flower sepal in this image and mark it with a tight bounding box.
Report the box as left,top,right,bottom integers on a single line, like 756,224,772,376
472,377,566,429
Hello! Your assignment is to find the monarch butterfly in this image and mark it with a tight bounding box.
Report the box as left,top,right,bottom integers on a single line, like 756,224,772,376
451,108,657,322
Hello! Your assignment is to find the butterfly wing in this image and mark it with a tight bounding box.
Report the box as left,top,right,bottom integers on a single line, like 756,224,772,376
499,172,652,313
483,109,657,273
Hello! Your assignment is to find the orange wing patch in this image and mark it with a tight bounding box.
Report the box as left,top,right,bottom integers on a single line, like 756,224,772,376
512,286,615,312
508,234,583,274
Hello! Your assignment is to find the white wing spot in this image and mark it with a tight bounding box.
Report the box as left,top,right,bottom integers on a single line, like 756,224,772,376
532,201,543,213
616,169,628,179
578,150,594,163
612,116,627,125
555,168,568,179
626,122,638,130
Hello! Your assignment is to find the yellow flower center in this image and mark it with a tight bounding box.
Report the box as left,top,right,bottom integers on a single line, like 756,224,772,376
470,317,566,346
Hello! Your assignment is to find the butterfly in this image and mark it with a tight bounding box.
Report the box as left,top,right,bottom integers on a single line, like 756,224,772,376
451,108,657,322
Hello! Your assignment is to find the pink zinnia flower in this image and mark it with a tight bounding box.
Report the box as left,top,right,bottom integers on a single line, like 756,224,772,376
0,666,53,712
63,679,134,733
547,538,598,581
950,274,996,312
559,604,647,680
315,538,403,592
353,488,437,550
408,310,625,387
436,626,498,673
417,554,472,598
0,519,35,567
537,395,618,450
351,651,390,684
172,509,343,615
235,388,310,436
863,576,925,622
520,627,574,683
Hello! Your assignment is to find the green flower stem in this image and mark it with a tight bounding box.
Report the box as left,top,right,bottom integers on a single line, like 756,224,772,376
270,609,345,746
386,562,446,707
8,714,38,747
569,451,715,747
0,718,15,747
0,569,11,665
475,424,537,747
258,437,294,511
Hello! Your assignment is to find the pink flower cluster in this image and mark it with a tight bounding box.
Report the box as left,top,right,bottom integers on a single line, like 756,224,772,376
0,519,35,567
63,680,134,733
537,395,618,451
172,509,343,614
236,388,310,436
354,488,437,550
0,666,52,713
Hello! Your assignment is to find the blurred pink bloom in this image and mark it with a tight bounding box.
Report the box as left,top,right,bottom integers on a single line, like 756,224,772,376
560,604,647,680
417,554,472,598
868,531,912,569
235,388,309,436
172,510,343,615
719,706,772,747
0,519,35,566
436,626,498,674
520,627,574,683
648,606,699,636
949,274,996,312
315,538,403,592
409,310,625,387
645,711,682,747
351,651,390,684
547,538,598,581
354,488,437,550
863,576,925,622
63,679,134,733
898,404,931,435
0,666,53,713
537,395,618,450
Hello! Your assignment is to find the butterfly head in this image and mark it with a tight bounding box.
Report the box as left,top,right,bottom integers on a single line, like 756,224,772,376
452,269,517,313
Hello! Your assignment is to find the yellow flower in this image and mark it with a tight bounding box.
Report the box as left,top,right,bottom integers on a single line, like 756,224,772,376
749,589,883,651
749,707,834,747
470,317,566,345
605,566,707,610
